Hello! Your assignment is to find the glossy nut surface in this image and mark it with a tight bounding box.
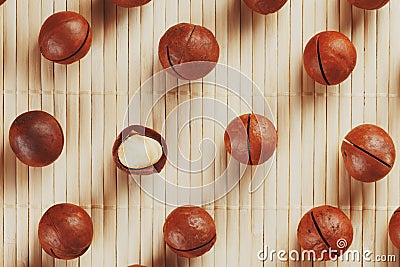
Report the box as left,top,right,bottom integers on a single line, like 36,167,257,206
224,113,277,165
163,206,216,258
112,125,167,175
389,208,400,249
39,11,92,64
348,0,390,9
297,205,353,261
303,31,356,85
341,124,395,182
38,203,94,260
112,0,151,8
158,23,219,80
9,110,64,167
242,0,288,14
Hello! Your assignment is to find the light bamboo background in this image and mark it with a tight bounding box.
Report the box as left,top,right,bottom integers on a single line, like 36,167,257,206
0,0,400,266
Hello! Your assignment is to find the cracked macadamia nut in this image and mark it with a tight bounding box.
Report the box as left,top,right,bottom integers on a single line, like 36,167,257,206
39,11,92,64
303,31,356,85
158,23,220,80
38,203,94,260
243,0,288,14
164,206,217,258
297,206,353,261
389,208,400,249
9,110,64,167
224,113,277,165
112,0,150,8
341,124,395,182
348,0,390,9
112,125,167,175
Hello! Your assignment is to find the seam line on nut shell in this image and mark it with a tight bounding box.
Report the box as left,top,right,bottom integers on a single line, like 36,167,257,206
166,46,190,80
178,25,197,64
246,115,253,165
343,139,392,168
316,36,331,85
169,234,216,252
54,21,91,63
310,212,340,256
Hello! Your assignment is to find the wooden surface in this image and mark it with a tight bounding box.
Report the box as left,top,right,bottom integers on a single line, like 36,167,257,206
1,0,400,266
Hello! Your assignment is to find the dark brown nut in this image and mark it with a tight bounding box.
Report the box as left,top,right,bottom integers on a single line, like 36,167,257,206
112,0,150,8
303,31,357,85
163,206,216,258
341,124,395,183
38,203,94,260
389,208,400,249
112,125,167,175
348,0,390,9
39,11,92,64
224,113,277,165
158,23,220,80
297,205,353,261
242,0,288,15
9,110,64,167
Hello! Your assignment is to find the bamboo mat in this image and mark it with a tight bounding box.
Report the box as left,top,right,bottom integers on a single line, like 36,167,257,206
1,0,400,266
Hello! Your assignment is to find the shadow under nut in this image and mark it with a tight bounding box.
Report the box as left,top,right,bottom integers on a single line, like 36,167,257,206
39,11,92,64
297,206,353,261
158,23,219,80
341,124,395,182
303,31,356,86
348,0,390,9
242,0,288,14
38,203,94,260
112,0,151,8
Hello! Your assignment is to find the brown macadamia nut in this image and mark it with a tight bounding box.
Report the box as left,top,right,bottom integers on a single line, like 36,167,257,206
112,125,167,175
38,203,94,260
224,113,277,165
389,208,400,249
348,0,390,9
297,206,353,261
158,23,220,80
113,0,150,8
341,124,395,182
9,110,64,167
243,0,288,15
303,31,357,85
39,11,92,64
163,206,216,258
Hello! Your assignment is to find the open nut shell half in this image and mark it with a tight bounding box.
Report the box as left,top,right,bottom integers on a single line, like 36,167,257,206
112,125,167,175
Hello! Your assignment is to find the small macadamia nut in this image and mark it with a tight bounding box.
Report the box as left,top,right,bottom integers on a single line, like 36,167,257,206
159,23,219,80
348,0,390,10
303,31,356,85
9,110,64,167
163,206,216,258
38,203,94,260
389,208,400,250
297,206,353,261
39,11,92,64
112,0,151,8
242,0,288,15
224,113,277,165
341,124,395,182
112,125,167,175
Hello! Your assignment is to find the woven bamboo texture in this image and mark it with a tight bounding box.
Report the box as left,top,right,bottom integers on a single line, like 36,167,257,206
1,0,400,266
